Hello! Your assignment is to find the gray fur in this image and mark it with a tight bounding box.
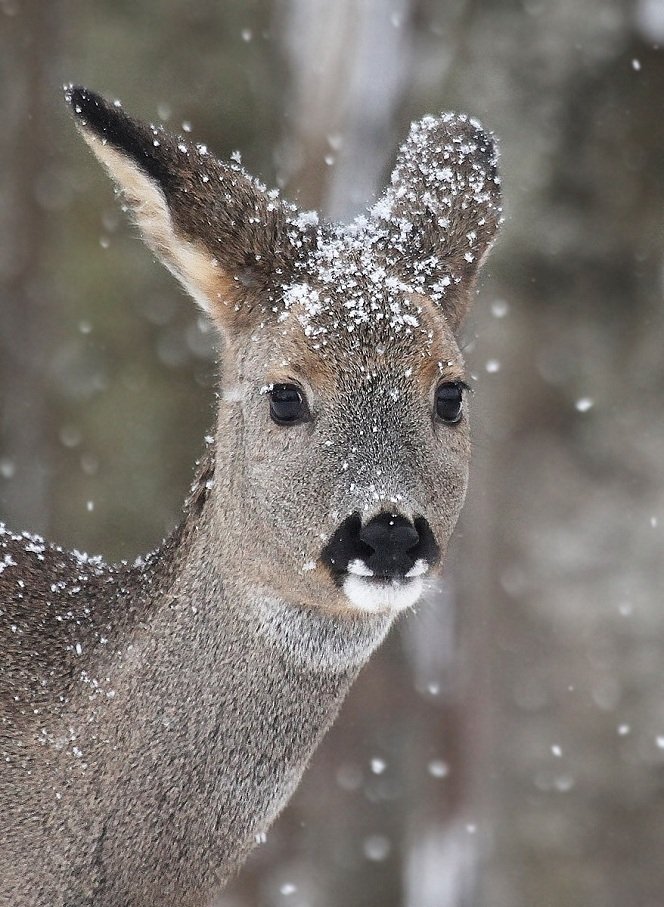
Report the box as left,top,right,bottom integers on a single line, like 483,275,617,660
0,88,501,905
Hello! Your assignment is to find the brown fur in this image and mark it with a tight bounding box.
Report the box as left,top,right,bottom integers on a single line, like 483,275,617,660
0,88,501,905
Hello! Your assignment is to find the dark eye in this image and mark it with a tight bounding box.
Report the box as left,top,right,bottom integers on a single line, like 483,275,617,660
269,383,309,426
435,382,465,424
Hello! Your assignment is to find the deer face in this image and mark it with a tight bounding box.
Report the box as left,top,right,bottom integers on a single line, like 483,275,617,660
233,255,471,614
67,88,501,617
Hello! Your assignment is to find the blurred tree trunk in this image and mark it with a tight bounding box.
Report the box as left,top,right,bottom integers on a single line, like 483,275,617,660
0,0,63,533
274,0,413,218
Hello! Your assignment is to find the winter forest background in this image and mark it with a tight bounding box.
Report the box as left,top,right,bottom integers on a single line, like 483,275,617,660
2,1,664,905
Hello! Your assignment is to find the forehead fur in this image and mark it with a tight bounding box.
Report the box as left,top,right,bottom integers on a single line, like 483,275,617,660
259,222,465,386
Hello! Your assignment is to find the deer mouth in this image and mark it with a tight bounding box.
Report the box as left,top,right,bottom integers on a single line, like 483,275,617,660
321,511,439,613
341,572,427,613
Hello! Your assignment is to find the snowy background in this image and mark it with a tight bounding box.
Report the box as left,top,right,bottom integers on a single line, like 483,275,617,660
2,1,664,905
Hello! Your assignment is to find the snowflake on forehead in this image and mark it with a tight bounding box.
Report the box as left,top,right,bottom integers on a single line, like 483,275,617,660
280,220,428,342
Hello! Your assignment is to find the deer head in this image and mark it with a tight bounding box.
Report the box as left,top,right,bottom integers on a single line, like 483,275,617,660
66,87,501,617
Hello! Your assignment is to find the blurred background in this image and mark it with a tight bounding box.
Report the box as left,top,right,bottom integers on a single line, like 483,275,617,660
1,1,664,905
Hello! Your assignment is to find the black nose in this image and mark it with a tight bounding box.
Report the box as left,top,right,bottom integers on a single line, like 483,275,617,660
321,511,440,582
359,513,419,577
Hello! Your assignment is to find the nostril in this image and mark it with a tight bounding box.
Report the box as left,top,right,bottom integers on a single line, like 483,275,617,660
321,512,369,577
412,516,441,567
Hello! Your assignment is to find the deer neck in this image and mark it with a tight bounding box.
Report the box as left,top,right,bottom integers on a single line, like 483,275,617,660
152,444,394,674
51,450,394,901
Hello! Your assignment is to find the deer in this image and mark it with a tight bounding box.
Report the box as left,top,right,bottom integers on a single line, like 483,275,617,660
0,86,501,906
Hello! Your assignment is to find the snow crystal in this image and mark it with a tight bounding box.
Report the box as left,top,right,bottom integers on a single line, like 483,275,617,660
294,210,319,230
491,299,509,318
554,775,575,793
0,554,16,574
370,757,387,774
428,759,450,778
363,834,391,861
575,397,594,413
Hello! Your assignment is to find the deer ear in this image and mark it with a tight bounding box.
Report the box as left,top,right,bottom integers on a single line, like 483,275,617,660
66,86,305,334
372,113,502,332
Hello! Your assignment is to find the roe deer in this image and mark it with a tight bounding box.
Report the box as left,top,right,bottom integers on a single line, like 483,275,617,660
0,87,501,906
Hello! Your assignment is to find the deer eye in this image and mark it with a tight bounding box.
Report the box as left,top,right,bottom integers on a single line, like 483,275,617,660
435,382,465,424
269,383,309,426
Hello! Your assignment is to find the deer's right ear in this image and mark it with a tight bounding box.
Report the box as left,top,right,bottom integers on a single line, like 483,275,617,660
66,86,306,337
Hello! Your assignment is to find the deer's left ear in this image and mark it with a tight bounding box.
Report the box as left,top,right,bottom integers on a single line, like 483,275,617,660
371,113,502,332
66,86,311,336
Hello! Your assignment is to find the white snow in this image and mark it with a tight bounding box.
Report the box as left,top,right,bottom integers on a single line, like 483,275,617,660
491,298,509,318
428,759,450,778
0,554,17,573
575,397,594,413
363,834,391,861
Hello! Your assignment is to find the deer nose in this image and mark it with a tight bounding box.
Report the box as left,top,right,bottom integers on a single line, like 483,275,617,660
321,511,440,582
359,513,420,578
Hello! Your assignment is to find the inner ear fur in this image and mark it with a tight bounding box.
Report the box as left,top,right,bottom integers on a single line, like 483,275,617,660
66,86,312,334
371,112,502,331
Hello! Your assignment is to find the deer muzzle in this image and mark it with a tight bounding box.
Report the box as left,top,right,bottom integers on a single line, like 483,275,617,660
321,511,440,613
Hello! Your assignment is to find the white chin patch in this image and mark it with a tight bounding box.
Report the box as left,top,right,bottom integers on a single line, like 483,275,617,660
342,575,425,614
